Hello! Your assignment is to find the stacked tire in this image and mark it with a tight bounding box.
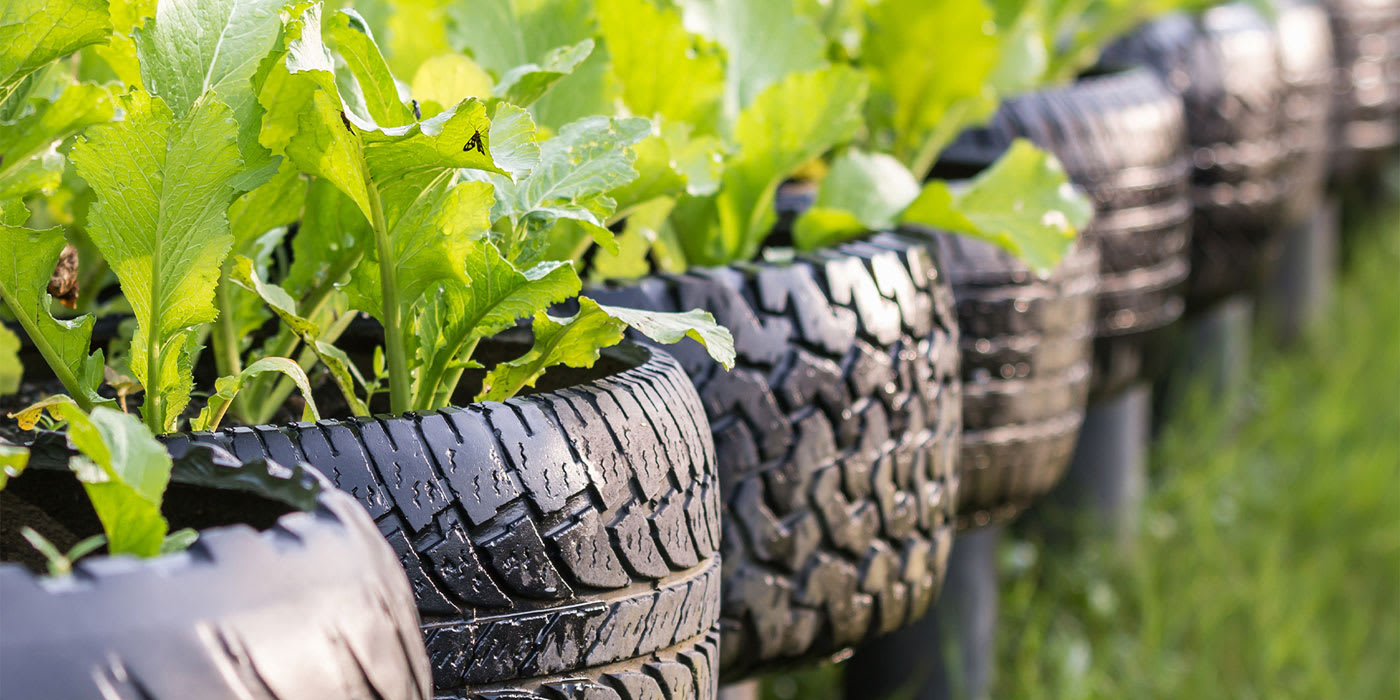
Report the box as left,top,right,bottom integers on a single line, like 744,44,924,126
937,67,1192,401
1104,5,1291,310
931,234,1100,529
173,344,726,700
1325,0,1400,178
589,234,963,680
1276,0,1340,224
1,443,433,700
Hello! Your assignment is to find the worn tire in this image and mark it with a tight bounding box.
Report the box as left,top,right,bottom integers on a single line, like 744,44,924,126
1325,0,1400,177
1276,0,1340,225
929,233,1100,529
588,233,962,680
937,66,1192,398
1103,5,1290,311
0,442,432,700
171,344,724,700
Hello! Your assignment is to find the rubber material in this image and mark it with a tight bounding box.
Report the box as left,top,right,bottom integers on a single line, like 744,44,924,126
1276,0,1338,226
1325,0,1400,177
588,233,962,680
0,442,432,700
937,66,1192,398
933,233,1100,530
170,345,724,700
1103,6,1290,311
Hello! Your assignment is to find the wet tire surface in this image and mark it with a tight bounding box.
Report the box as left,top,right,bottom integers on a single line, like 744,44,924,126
589,233,963,680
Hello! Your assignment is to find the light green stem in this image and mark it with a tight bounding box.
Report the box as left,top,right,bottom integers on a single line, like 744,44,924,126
364,177,410,415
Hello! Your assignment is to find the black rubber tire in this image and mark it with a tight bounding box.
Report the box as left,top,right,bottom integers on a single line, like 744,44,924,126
1276,0,1340,226
587,233,962,680
169,344,724,700
0,442,432,700
928,233,1099,530
1325,0,1400,178
1103,5,1291,311
936,66,1192,399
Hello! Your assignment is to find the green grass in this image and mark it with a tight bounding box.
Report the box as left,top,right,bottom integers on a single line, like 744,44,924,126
761,197,1400,700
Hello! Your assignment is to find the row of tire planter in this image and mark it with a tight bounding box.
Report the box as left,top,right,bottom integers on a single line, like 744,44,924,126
2,2,1389,699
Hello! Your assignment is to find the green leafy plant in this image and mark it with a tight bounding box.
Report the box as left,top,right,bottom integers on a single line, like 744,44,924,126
5,397,195,566
244,2,733,415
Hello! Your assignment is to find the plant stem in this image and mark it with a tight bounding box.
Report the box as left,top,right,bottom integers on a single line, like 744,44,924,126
212,262,243,380
251,310,357,424
426,336,480,409
365,177,410,415
73,258,108,313
0,296,93,412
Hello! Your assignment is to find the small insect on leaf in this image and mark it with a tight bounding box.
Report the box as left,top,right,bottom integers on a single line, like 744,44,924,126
464,130,484,154
340,110,355,133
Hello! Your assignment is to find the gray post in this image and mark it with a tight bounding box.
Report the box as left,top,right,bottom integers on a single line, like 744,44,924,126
1265,197,1339,345
1170,294,1255,416
842,526,1003,700
1052,384,1151,551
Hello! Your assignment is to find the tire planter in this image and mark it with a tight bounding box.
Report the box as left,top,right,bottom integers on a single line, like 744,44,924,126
927,232,1100,529
1276,0,1339,225
1325,0,1400,177
587,234,962,680
168,342,725,700
0,441,432,700
1103,5,1290,311
936,66,1192,399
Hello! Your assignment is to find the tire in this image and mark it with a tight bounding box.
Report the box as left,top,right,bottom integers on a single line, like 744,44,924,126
930,233,1100,530
587,233,962,680
1325,0,1400,178
1276,0,1339,225
936,66,1192,398
0,442,432,700
170,343,724,700
1103,5,1290,311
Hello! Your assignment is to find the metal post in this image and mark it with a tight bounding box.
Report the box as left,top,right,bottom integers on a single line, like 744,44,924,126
842,526,1003,700
1265,197,1339,345
1052,383,1151,551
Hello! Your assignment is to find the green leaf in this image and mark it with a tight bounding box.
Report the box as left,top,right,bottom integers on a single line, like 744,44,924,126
0,325,19,394
678,65,868,266
326,8,415,127
477,296,628,402
791,149,920,250
284,176,366,294
593,302,735,369
597,0,722,128
345,178,495,322
488,102,541,181
988,1,1051,94
92,0,154,87
0,221,107,409
443,0,610,130
0,442,28,490
0,80,116,199
678,0,827,119
902,139,1093,276
191,357,319,431
791,206,868,252
159,527,198,554
52,402,171,558
862,0,1000,177
69,90,243,431
229,255,367,416
413,241,581,408
477,296,735,402
591,197,686,280
494,39,594,108
489,115,649,262
0,0,111,90
134,0,289,189
410,53,493,117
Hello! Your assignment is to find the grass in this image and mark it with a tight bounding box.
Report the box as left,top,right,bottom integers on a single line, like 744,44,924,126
760,196,1400,700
